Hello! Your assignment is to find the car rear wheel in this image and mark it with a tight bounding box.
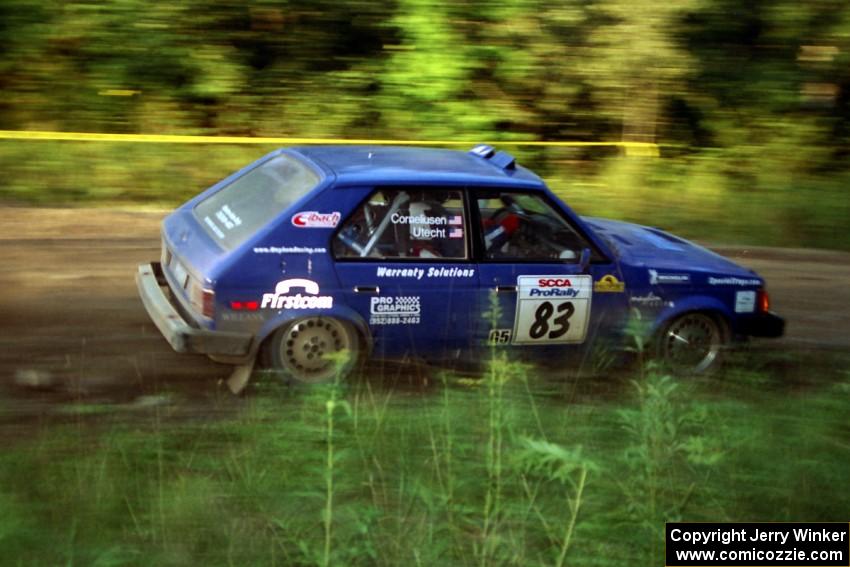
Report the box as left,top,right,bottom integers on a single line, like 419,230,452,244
266,317,360,384
656,312,726,375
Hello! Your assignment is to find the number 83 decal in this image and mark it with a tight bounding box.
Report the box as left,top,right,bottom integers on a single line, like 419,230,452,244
512,275,592,345
529,300,575,340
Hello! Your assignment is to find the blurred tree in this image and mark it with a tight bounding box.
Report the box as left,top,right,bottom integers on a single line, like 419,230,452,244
581,0,697,144
1,0,850,249
376,0,505,140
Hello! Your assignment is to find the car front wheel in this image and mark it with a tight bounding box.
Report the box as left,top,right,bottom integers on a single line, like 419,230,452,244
266,317,360,384
656,312,727,375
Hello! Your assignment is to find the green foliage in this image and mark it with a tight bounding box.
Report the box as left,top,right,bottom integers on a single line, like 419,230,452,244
0,351,848,565
1,0,850,248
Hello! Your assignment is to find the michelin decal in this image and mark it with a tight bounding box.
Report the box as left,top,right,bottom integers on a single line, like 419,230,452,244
648,269,690,285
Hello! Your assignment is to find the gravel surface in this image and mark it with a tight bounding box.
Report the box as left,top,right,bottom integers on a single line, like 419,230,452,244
1,207,847,412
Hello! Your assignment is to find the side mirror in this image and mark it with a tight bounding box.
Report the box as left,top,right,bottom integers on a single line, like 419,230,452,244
579,248,591,273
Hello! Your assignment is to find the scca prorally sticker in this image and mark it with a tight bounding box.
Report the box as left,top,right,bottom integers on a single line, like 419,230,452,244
512,275,592,345
369,296,421,325
594,274,625,293
735,290,756,313
648,269,690,285
709,276,761,286
291,211,341,228
261,278,333,309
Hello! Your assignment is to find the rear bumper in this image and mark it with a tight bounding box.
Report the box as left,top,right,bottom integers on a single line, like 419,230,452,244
136,262,253,357
738,311,785,338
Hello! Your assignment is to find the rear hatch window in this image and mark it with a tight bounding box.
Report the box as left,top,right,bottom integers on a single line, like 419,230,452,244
193,154,320,250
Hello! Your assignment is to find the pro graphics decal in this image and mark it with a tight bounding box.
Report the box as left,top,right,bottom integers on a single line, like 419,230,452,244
369,296,421,325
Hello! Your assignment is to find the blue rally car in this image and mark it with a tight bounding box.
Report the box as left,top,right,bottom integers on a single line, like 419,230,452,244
136,145,784,384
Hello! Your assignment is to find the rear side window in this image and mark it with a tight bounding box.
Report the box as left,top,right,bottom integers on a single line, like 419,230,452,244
194,154,320,250
334,188,468,260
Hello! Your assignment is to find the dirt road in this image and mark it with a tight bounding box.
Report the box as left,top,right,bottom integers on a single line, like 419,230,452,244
0,207,230,413
1,207,848,406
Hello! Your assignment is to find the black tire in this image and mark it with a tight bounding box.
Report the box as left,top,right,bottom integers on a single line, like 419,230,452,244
264,316,360,384
655,312,727,375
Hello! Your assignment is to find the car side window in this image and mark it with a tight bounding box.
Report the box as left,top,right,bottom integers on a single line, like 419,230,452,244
334,189,468,259
476,192,593,261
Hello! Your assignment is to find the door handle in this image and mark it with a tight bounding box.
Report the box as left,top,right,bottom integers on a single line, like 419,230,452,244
494,285,517,293
354,285,380,294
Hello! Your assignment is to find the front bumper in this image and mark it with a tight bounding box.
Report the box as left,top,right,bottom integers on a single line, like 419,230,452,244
136,262,252,356
738,311,785,338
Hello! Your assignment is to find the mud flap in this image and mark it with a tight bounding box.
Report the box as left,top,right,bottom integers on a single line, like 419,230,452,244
226,358,256,395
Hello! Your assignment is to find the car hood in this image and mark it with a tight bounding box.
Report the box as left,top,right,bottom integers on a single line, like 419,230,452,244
583,217,761,280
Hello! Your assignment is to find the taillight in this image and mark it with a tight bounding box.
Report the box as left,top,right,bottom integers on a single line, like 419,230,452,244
229,300,259,311
757,289,770,313
202,288,215,318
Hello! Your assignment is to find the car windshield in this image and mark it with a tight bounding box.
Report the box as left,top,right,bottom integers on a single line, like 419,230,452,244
193,154,320,250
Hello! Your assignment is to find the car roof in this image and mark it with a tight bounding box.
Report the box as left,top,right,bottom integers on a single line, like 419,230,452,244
289,145,547,190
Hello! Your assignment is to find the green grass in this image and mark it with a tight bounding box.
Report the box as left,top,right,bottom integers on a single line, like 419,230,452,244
0,350,849,566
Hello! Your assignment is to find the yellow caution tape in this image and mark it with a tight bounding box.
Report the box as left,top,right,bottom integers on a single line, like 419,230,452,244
0,129,658,155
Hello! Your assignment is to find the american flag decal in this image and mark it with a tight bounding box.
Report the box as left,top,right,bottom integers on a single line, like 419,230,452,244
449,228,464,239
448,215,463,225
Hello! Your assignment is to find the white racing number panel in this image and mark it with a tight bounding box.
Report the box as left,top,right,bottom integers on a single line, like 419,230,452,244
512,275,592,345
